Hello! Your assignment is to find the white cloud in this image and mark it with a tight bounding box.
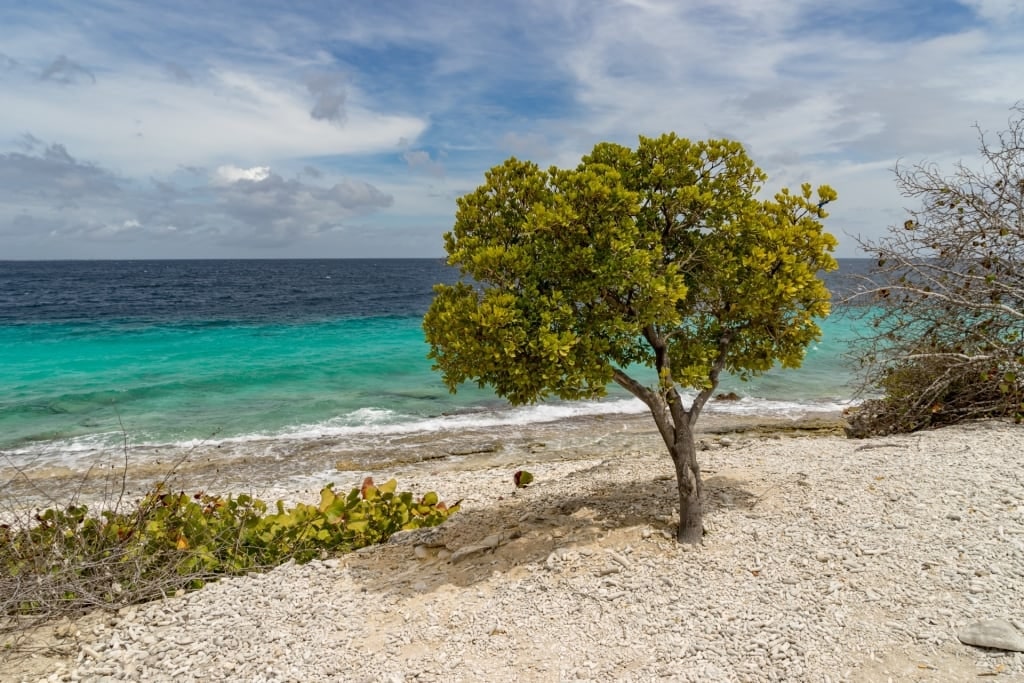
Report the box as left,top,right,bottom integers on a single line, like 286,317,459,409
532,1,1024,255
214,164,271,185
960,0,1024,20
402,149,445,177
0,139,397,255
1,63,427,177
39,54,96,84
305,71,347,123
1,1,1022,257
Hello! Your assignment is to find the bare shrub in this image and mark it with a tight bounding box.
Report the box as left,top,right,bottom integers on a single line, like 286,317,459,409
847,104,1024,436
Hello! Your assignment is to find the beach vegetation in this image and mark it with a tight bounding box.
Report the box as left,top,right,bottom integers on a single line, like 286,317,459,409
847,104,1024,436
423,133,837,543
513,470,534,488
1,477,456,623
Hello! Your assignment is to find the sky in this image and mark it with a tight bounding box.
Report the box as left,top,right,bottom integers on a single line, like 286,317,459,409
1,0,1022,260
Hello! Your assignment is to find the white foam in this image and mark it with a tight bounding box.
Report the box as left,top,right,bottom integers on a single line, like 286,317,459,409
1,431,126,460
182,393,851,447
702,396,855,417
225,397,652,444
2,394,855,471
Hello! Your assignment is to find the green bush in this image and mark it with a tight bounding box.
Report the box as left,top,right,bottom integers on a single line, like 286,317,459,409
0,477,458,615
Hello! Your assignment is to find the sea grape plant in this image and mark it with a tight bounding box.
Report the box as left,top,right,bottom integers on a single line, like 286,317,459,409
1,478,458,614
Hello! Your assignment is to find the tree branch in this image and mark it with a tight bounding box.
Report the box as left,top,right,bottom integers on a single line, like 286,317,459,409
688,331,734,426
642,324,691,432
612,368,674,450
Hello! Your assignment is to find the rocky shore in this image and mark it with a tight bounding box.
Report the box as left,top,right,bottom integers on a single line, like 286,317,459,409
4,417,1024,682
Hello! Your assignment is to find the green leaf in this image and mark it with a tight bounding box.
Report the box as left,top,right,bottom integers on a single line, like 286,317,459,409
318,487,336,512
347,520,370,533
514,470,534,488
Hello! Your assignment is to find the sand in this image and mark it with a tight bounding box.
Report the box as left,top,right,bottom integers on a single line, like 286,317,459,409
3,414,1024,682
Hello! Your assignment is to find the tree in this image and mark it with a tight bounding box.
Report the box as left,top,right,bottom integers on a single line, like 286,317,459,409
423,134,837,543
847,105,1024,437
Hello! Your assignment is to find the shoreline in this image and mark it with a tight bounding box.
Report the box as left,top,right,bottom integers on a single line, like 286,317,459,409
4,419,1024,681
0,409,846,510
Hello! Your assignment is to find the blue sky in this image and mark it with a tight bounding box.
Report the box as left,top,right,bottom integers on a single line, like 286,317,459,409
1,0,1022,259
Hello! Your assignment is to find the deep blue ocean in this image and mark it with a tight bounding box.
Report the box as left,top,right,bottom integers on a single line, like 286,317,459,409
0,259,867,469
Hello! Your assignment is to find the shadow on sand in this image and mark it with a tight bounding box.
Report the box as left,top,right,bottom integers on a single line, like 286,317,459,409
345,462,760,596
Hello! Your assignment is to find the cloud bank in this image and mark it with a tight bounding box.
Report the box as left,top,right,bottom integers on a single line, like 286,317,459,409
0,1,1021,258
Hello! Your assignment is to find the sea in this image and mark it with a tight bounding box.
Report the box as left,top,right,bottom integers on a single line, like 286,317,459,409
0,259,869,475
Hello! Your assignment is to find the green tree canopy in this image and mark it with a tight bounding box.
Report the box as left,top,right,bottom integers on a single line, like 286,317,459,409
424,133,837,542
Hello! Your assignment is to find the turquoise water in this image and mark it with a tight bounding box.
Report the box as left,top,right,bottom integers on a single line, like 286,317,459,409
0,314,858,455
0,317,503,449
0,259,865,466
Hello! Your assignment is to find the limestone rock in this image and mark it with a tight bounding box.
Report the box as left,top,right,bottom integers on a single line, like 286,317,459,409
449,532,509,564
957,619,1024,652
449,544,491,564
446,442,500,455
387,526,447,547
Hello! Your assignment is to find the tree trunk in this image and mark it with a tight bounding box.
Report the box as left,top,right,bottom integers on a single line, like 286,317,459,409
611,369,707,544
670,424,704,544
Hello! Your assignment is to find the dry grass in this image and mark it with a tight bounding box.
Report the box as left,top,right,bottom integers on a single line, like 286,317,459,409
0,432,240,659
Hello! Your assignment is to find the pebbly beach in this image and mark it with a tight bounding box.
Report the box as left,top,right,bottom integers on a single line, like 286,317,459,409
4,413,1024,682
